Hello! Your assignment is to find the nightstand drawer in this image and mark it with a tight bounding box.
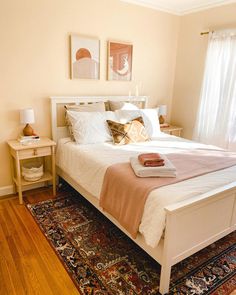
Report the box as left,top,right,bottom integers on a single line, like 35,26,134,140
18,146,51,159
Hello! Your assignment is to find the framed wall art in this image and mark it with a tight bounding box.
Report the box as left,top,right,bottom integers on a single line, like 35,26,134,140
70,35,100,79
107,41,133,81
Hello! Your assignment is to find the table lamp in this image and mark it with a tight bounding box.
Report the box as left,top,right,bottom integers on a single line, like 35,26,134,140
20,108,35,136
158,105,167,125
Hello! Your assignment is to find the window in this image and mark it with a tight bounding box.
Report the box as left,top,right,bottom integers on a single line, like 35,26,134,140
194,29,236,151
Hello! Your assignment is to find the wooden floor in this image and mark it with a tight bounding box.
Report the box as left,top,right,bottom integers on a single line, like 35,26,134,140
0,187,79,295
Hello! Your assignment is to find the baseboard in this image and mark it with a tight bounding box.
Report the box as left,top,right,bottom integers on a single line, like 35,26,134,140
0,183,45,198
0,185,14,197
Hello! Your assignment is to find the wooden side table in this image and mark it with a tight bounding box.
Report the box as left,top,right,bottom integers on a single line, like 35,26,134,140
7,137,56,204
160,125,183,137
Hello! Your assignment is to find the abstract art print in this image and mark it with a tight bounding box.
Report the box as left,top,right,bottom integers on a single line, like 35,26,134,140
107,41,133,81
70,35,100,79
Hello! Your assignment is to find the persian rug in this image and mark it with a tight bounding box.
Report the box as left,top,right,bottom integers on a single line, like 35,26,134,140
27,190,236,295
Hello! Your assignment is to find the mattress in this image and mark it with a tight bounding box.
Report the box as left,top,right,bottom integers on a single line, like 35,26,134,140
56,134,236,248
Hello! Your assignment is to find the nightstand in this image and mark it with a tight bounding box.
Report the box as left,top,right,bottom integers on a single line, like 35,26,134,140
7,137,56,204
160,125,183,137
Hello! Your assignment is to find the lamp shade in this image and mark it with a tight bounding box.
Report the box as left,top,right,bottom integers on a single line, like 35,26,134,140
158,105,167,116
20,108,35,124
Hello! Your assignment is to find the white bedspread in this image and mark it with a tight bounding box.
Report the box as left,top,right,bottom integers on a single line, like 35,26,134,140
56,134,236,248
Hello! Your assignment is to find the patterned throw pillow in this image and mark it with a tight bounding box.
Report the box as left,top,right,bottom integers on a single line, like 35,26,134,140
115,108,161,138
107,117,149,145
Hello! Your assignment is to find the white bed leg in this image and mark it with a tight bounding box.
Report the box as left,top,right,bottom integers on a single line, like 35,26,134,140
159,263,171,295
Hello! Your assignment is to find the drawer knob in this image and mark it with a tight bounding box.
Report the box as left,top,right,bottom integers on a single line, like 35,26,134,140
33,149,38,156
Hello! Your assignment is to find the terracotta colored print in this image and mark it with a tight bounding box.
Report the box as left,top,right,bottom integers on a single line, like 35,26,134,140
108,42,132,81
71,35,100,79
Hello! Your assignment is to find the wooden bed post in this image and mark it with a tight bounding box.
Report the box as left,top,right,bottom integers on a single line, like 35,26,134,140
159,263,172,295
159,211,174,295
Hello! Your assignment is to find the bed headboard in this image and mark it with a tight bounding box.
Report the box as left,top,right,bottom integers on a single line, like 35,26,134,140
50,95,148,142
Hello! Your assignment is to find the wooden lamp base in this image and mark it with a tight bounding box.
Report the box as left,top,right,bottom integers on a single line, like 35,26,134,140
23,124,34,136
159,115,165,125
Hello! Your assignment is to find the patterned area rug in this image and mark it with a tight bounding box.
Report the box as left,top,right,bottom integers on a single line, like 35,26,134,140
27,190,236,295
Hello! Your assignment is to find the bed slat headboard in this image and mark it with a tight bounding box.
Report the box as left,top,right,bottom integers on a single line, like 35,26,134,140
50,95,148,142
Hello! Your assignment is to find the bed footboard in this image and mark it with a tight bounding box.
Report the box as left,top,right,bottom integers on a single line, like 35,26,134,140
159,182,236,294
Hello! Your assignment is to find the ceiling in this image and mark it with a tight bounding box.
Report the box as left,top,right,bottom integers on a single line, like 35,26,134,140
120,0,236,15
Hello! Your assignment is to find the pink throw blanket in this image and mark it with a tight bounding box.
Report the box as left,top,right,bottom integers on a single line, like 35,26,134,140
99,150,236,238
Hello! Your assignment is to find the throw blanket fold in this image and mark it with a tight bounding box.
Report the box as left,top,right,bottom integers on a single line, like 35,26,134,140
99,150,236,239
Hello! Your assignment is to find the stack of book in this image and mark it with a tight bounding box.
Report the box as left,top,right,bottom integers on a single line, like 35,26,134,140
160,123,169,128
18,135,40,143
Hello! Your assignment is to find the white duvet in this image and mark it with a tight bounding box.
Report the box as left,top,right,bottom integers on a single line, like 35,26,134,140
56,134,236,248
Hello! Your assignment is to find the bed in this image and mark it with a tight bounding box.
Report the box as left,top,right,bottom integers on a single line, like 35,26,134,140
50,95,236,294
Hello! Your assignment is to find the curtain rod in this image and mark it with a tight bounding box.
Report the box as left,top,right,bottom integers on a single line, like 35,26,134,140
200,31,214,36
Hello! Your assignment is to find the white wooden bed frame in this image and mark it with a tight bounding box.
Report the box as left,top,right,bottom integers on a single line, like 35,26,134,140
50,95,236,294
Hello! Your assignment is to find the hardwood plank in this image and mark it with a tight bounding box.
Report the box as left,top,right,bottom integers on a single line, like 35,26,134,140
0,213,24,295
0,201,50,295
0,188,79,295
0,256,17,295
12,200,78,294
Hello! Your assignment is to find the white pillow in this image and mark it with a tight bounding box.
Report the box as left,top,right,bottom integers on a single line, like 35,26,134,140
115,108,161,138
109,101,139,111
65,102,106,141
67,111,117,144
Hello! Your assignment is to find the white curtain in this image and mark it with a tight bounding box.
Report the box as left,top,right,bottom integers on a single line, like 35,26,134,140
193,29,236,151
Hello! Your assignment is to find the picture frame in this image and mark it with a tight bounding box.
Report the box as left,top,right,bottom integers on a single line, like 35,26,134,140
70,34,100,80
107,41,133,81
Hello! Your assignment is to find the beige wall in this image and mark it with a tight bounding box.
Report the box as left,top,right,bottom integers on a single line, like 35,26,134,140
172,3,236,139
0,0,179,189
